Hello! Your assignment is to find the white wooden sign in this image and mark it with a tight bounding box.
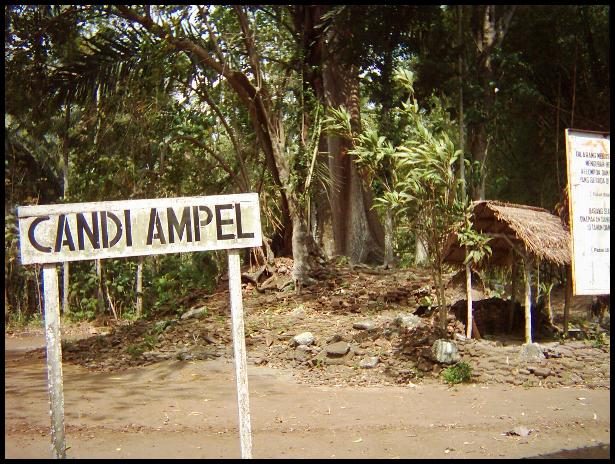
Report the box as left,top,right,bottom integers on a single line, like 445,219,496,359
18,193,262,264
17,193,261,459
565,129,610,295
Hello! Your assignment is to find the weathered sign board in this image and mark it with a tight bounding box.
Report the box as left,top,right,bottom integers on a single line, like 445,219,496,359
18,193,262,459
565,129,610,295
19,194,262,264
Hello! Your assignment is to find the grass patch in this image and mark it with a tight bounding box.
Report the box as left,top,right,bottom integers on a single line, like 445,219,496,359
441,362,472,385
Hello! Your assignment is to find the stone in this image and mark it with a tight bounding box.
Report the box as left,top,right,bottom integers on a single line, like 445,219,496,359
431,339,461,364
359,356,379,369
417,359,433,372
518,343,545,363
293,346,311,362
290,305,306,319
395,314,424,330
142,350,173,361
353,320,377,331
180,306,208,320
325,341,350,357
326,334,344,344
292,332,315,347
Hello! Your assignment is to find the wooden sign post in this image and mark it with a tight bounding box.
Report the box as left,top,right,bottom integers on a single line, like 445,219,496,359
42,264,67,459
228,250,253,458
18,193,262,459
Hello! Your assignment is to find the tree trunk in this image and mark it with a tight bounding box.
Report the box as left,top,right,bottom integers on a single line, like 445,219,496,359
383,209,394,268
467,5,516,200
62,104,70,315
414,237,428,266
322,18,384,264
291,6,335,259
435,267,448,333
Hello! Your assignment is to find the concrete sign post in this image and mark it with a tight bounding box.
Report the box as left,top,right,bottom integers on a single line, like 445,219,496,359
18,193,262,459
565,129,610,295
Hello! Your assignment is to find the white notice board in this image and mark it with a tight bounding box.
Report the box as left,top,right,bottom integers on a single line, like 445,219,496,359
565,129,610,295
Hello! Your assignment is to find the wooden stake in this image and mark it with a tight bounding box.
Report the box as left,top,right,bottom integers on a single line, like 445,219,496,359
227,250,253,459
42,264,67,459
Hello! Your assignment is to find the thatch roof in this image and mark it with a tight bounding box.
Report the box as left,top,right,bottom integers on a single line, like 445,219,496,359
443,200,572,266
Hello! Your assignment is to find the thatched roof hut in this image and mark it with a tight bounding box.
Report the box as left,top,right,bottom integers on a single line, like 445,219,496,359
443,200,572,344
443,200,572,267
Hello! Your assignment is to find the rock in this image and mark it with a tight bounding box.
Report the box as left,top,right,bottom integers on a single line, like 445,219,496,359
353,321,376,331
142,350,173,361
326,334,344,344
417,358,433,372
505,426,534,437
290,305,306,319
325,341,350,357
454,333,467,342
293,346,311,362
190,348,218,360
532,367,552,378
518,343,545,363
352,331,369,343
181,306,208,320
359,356,379,369
292,332,315,347
431,339,461,364
395,314,424,330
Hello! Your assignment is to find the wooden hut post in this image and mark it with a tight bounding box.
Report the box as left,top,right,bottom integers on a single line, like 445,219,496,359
508,252,517,332
522,252,533,344
465,262,473,338
535,258,540,306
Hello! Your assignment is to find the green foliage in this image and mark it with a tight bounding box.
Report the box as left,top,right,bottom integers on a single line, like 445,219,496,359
5,5,610,327
442,361,472,385
587,331,607,349
456,224,492,266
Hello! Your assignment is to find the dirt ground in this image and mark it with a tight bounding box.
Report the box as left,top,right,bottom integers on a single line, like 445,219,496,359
4,262,611,459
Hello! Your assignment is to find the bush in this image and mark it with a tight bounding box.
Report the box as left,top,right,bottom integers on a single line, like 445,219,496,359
442,361,472,385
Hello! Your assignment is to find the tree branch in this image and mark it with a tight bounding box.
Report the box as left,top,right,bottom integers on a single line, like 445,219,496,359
169,135,246,191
